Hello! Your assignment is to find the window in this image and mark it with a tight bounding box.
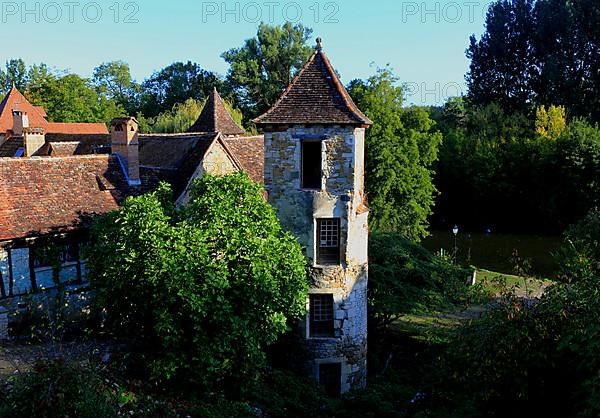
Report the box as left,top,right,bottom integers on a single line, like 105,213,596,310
310,294,334,337
301,140,322,189
319,363,342,397
32,243,79,269
317,219,341,265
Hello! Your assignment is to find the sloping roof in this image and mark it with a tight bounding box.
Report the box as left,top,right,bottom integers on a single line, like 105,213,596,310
0,137,23,157
0,155,134,241
46,122,108,135
224,136,264,183
253,45,372,126
187,88,245,136
0,86,48,132
138,133,220,196
0,86,109,135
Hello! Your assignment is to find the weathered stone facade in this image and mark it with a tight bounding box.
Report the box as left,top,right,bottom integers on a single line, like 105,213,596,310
264,124,369,392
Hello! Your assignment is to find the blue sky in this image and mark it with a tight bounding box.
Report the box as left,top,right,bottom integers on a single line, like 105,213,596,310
0,0,490,105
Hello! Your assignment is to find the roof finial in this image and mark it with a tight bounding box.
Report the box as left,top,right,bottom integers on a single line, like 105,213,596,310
316,37,323,51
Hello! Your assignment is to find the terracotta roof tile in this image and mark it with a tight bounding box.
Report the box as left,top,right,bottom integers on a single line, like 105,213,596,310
0,87,109,136
223,136,264,183
139,133,219,196
253,47,372,126
0,87,48,132
0,155,134,241
188,88,245,136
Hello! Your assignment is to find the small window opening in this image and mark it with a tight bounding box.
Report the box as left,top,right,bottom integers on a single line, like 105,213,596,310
302,140,322,189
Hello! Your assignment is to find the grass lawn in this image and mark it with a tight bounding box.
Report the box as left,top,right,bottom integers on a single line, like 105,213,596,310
392,268,555,345
475,269,554,298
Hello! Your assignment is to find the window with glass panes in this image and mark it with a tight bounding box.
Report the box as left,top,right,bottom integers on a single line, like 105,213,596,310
309,293,334,337
317,218,340,265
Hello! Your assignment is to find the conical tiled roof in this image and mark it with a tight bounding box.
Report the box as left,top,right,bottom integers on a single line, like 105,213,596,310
253,40,372,126
187,88,245,136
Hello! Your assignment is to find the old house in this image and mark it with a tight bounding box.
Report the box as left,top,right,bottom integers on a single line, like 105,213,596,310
0,85,108,157
0,89,262,313
255,38,372,395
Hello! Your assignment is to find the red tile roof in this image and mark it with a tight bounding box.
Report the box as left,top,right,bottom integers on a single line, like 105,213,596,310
0,86,48,132
224,136,264,183
45,122,108,135
0,87,109,135
0,155,132,241
188,88,245,136
253,45,372,126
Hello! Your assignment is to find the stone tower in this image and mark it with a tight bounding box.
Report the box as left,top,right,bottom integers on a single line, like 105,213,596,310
254,39,372,395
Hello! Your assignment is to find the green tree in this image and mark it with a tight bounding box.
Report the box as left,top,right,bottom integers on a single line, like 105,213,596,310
348,67,442,240
222,22,313,117
467,0,600,121
0,59,28,93
29,74,124,123
145,97,244,134
86,175,308,392
92,60,139,113
466,0,537,115
139,61,223,118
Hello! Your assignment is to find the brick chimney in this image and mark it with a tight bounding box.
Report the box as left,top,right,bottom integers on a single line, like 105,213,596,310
12,109,29,137
111,117,140,186
23,127,46,157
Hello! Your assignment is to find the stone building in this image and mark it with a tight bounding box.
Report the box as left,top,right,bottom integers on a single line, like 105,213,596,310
254,39,372,395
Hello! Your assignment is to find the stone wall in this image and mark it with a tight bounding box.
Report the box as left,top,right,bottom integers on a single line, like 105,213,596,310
176,140,238,206
264,124,369,392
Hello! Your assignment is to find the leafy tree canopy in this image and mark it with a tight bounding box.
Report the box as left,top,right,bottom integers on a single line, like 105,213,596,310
139,61,224,118
29,73,124,123
222,22,313,118
467,0,600,121
348,67,442,240
86,174,308,392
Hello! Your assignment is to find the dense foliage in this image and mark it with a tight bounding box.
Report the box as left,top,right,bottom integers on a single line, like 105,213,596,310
86,174,308,392
467,0,600,121
0,361,117,418
222,22,313,118
348,68,442,240
432,98,600,233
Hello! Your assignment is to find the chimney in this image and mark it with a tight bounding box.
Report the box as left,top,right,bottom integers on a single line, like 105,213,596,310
110,117,140,186
23,127,45,157
12,109,29,137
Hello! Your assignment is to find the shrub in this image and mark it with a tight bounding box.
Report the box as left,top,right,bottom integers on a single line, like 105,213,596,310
0,361,117,418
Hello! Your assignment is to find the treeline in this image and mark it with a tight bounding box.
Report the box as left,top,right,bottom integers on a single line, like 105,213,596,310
431,99,600,234
432,0,600,235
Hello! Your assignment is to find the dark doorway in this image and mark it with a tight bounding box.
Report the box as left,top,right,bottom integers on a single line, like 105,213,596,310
319,363,342,397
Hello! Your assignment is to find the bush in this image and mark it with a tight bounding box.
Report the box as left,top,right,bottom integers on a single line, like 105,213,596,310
0,361,117,418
